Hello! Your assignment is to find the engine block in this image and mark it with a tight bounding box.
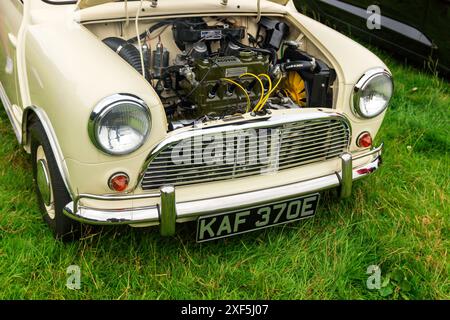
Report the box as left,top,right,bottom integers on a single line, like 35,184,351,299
179,51,270,117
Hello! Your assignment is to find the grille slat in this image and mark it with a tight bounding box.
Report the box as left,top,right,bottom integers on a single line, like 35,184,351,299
141,117,350,190
143,142,348,179
142,154,342,186
147,132,347,163
153,123,345,150
142,145,346,182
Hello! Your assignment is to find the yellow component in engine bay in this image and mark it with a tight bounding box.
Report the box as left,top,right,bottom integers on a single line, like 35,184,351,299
282,71,307,107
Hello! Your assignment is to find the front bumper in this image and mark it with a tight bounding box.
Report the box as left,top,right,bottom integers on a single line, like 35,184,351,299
63,144,383,236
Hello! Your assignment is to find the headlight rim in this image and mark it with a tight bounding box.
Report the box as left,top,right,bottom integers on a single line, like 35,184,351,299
352,67,393,119
88,93,151,156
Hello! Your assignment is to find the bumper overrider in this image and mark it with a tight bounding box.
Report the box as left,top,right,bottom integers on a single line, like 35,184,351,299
63,144,383,236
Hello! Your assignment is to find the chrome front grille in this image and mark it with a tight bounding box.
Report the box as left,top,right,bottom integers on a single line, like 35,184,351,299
141,115,350,190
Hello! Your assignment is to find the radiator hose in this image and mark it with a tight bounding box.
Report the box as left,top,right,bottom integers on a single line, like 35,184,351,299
103,37,148,79
280,59,316,72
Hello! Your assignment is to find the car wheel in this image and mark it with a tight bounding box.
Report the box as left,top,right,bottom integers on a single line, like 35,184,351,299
30,120,81,241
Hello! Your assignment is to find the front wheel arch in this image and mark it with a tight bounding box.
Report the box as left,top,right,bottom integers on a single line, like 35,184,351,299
29,118,81,241
22,106,74,200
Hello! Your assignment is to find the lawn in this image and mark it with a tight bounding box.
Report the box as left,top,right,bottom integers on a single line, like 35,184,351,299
0,50,449,299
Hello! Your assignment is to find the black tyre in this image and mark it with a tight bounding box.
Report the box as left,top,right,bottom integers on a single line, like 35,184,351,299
30,119,81,241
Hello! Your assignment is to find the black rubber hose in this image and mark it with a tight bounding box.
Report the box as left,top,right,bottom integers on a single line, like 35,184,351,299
103,37,148,78
280,60,316,72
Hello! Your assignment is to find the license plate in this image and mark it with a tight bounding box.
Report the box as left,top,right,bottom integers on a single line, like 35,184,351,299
196,193,320,242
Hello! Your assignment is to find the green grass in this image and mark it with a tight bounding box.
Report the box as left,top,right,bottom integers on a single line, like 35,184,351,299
0,52,449,300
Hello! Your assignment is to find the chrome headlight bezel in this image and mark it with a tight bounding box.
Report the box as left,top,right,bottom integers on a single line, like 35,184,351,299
352,68,393,119
88,94,151,156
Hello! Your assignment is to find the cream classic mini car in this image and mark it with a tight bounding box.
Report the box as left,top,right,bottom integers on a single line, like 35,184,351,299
0,0,392,241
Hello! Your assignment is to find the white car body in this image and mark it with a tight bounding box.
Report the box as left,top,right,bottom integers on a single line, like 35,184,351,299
0,0,388,240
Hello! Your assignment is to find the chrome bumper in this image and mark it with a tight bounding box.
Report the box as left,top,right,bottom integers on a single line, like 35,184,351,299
63,144,383,236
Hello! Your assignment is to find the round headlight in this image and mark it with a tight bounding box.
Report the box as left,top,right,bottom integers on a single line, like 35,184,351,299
89,94,151,155
352,68,393,118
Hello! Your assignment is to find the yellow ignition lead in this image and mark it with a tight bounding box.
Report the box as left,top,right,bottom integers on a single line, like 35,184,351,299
239,72,265,112
221,78,251,113
256,76,283,112
258,73,272,95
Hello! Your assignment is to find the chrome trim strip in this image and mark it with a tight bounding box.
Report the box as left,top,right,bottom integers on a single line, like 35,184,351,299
73,191,160,213
0,81,22,142
319,0,433,47
23,106,75,199
176,174,339,219
136,111,352,190
63,144,383,229
353,143,383,160
0,97,75,200
64,202,160,225
8,33,18,49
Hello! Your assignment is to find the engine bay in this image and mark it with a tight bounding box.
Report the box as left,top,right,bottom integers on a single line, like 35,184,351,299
97,16,337,130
